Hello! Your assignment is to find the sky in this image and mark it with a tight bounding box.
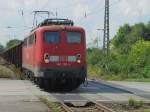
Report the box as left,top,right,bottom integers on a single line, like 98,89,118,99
0,0,150,47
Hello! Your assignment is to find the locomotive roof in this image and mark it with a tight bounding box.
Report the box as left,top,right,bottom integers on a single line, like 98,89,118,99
31,25,85,33
30,18,85,33
38,18,74,26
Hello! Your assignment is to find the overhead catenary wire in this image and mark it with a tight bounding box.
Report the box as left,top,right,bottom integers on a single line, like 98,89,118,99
1,0,121,44
76,0,120,21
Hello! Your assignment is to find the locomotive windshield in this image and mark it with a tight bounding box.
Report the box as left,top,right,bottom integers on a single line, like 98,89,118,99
67,32,82,43
44,31,60,44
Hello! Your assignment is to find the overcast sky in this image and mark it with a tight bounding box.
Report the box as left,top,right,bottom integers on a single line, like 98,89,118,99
0,0,150,47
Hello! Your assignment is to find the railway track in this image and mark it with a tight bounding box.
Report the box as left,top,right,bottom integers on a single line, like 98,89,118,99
60,102,74,112
59,102,114,112
30,79,133,112
42,79,125,112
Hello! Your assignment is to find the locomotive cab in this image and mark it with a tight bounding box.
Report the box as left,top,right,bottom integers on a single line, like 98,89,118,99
22,19,87,91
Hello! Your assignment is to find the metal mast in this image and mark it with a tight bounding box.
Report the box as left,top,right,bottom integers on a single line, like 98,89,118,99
103,0,109,54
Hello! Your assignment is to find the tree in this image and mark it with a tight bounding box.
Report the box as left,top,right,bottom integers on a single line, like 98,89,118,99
112,23,148,54
6,39,21,49
88,22,150,80
147,21,150,30
112,24,131,48
128,23,146,42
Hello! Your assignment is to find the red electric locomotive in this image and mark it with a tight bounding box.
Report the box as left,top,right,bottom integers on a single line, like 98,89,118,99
22,19,87,90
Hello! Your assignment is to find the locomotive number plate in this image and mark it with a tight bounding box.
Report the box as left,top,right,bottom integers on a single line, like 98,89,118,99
59,56,68,62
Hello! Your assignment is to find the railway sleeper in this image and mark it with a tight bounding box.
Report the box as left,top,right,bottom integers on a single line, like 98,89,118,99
61,102,114,112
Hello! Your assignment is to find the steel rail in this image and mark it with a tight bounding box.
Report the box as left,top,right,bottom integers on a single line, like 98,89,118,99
60,101,114,112
95,102,114,112
60,102,74,112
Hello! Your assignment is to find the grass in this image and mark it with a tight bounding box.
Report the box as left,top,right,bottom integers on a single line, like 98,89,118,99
39,96,60,112
88,65,150,82
128,98,143,108
87,64,101,79
87,65,127,81
125,78,150,82
144,109,150,112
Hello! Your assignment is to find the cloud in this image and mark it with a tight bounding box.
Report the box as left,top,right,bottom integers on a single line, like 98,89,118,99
0,0,149,46
73,2,91,20
118,0,150,17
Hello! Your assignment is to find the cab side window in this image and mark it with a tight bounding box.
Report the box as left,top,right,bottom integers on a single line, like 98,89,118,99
27,33,36,47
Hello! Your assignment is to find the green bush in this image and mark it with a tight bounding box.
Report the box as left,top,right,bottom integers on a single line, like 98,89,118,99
144,109,150,112
128,98,143,108
87,22,150,81
40,97,60,112
0,65,13,78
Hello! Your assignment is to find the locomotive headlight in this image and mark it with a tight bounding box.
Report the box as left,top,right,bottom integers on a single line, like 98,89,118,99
44,53,50,63
45,59,49,63
77,59,81,63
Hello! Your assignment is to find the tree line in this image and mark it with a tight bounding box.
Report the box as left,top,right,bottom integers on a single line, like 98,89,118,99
0,39,21,53
88,21,150,81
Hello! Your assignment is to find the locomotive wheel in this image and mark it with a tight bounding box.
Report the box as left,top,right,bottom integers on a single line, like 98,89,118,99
34,77,38,84
21,70,28,80
24,70,30,80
